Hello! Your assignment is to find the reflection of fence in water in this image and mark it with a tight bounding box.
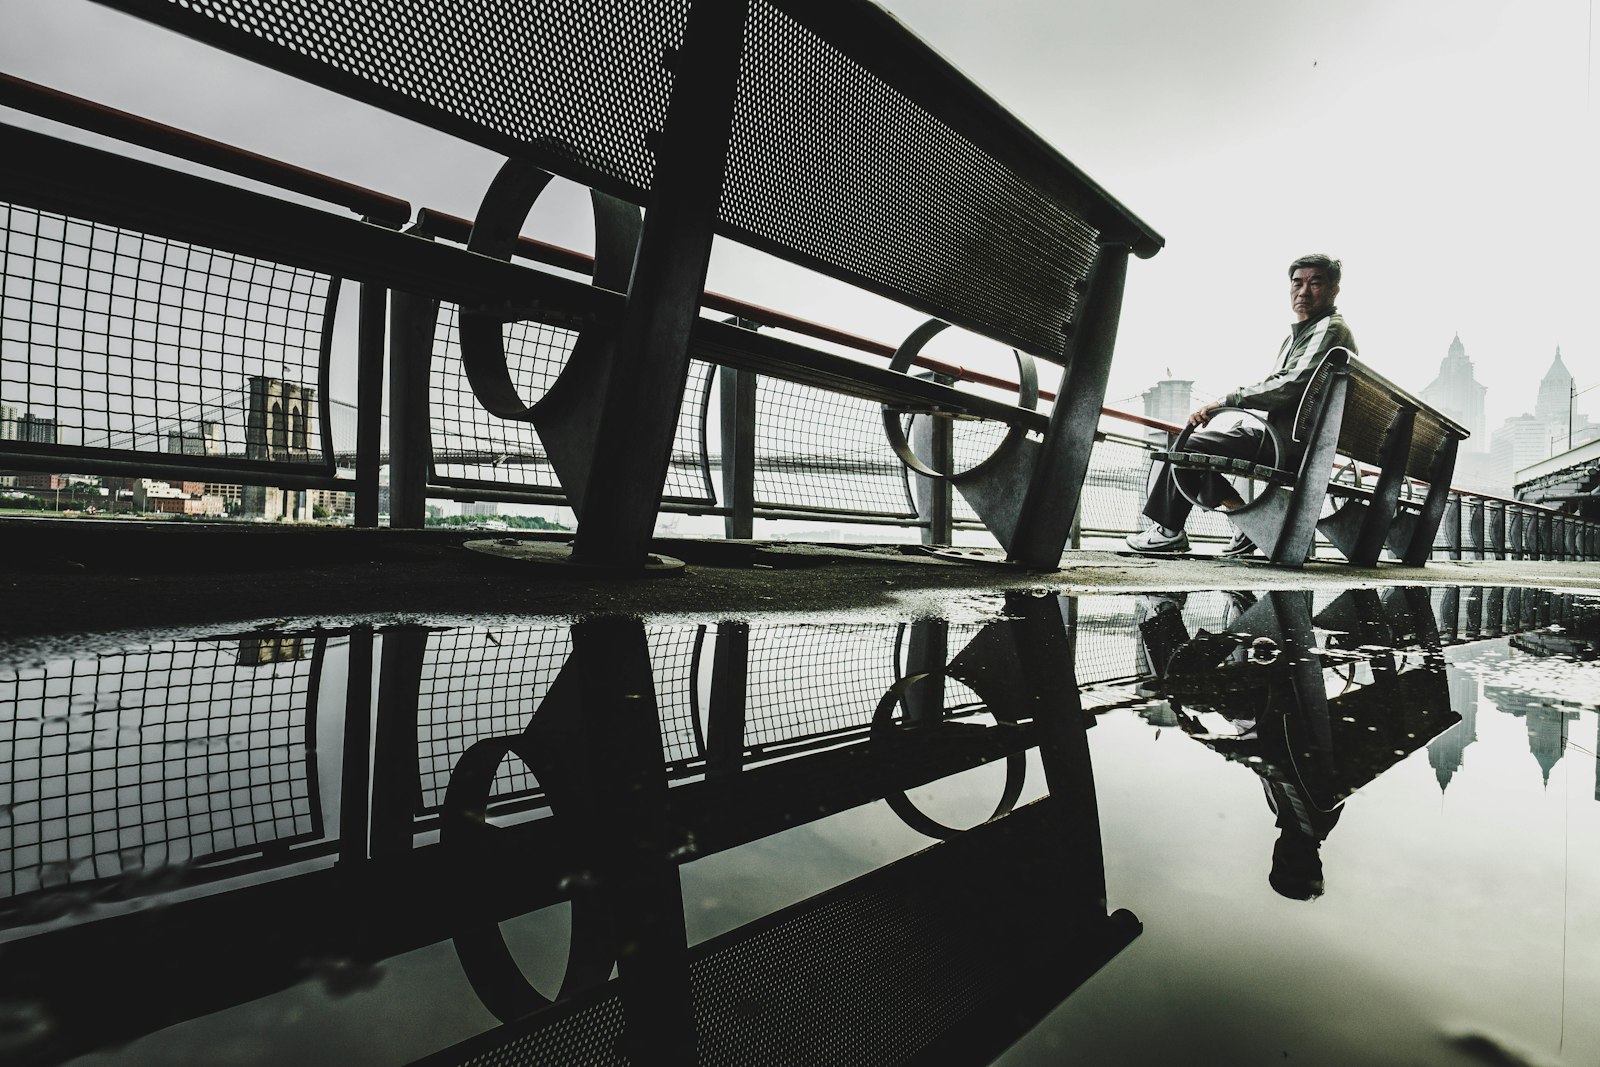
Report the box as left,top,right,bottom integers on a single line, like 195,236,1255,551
412,622,998,814
742,624,986,756
0,636,321,901
413,625,704,813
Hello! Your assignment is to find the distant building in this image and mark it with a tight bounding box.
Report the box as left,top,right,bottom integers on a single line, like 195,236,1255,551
132,479,226,517
1486,683,1578,787
0,405,16,442
1533,347,1597,453
16,412,57,444
1141,375,1193,429
1421,334,1487,450
1489,415,1552,493
166,421,223,456
309,488,355,519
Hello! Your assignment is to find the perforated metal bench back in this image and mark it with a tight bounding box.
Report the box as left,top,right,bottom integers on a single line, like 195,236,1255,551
92,0,1162,361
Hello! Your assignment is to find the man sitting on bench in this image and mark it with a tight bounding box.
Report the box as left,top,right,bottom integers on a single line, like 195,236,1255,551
1126,253,1358,557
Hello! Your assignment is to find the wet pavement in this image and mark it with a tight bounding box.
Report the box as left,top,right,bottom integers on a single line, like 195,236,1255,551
3,573,1600,1064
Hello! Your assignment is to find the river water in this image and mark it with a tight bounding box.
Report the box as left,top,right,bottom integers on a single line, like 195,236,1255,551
1,585,1597,1066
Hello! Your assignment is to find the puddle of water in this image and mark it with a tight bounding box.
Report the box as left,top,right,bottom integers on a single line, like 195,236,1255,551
0,587,1596,1065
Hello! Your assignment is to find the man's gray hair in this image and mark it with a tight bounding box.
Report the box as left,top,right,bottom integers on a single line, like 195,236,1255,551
1289,253,1341,285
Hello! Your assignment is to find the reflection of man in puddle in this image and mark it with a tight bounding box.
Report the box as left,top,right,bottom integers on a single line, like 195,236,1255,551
1140,591,1339,899
1173,699,1342,901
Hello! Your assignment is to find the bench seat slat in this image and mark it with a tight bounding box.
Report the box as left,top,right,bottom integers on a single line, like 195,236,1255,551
1153,450,1296,486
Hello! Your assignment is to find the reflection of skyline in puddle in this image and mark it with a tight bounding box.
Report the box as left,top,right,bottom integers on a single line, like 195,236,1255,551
0,587,1597,1065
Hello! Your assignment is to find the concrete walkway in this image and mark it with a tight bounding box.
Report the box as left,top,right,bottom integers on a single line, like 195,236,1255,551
4,518,1598,645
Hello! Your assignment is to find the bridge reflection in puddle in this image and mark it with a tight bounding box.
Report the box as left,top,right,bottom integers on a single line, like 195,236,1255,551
0,587,1597,1065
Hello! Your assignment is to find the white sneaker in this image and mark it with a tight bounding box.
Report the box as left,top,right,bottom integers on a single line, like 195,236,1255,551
1220,530,1259,558
1125,525,1190,554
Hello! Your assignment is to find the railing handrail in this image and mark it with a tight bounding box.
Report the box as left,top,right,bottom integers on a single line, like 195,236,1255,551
0,73,411,225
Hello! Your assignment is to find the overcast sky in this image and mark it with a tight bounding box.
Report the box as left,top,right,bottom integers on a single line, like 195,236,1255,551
3,0,1595,431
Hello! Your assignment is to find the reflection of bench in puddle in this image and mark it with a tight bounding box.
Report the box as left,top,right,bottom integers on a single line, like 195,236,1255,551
1,594,1137,1065
424,799,1137,1067
420,596,1131,1064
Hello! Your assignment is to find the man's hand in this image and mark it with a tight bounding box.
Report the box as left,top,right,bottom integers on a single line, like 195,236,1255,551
1187,401,1223,428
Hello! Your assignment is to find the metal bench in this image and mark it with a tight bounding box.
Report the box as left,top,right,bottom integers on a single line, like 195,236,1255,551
1156,348,1469,567
66,0,1162,569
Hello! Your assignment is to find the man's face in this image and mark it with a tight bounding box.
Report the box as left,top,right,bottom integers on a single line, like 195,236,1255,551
1289,267,1338,322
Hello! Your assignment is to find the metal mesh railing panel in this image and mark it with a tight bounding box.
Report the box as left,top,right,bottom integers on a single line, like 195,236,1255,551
753,378,916,518
1051,423,1233,542
415,625,705,813
0,202,333,471
428,303,715,503
727,2,1099,360
944,413,1011,526
0,636,320,902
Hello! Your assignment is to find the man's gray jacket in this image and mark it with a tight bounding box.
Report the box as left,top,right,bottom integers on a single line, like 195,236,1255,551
1222,308,1358,413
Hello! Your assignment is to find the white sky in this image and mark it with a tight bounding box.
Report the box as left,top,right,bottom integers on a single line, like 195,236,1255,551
2,0,1596,430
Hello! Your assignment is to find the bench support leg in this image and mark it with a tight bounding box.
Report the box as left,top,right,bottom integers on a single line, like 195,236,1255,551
1325,407,1415,566
570,0,748,568
1397,436,1459,566
1004,242,1130,568
1255,372,1348,566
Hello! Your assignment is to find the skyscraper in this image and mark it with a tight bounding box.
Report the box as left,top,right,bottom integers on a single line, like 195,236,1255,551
1533,347,1594,453
1421,334,1487,450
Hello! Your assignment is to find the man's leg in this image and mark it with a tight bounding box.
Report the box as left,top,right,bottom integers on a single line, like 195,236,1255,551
1145,422,1271,528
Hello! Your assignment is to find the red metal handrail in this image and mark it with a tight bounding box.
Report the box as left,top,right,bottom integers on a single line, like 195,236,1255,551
0,74,411,225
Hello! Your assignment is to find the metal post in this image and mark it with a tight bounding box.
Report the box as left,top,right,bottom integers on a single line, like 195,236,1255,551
910,388,955,547
718,367,757,540
1468,496,1485,560
1489,500,1506,560
369,625,428,858
339,625,374,863
902,620,949,726
354,225,390,528
571,0,750,567
705,622,748,779
1444,494,1462,561
388,281,438,529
